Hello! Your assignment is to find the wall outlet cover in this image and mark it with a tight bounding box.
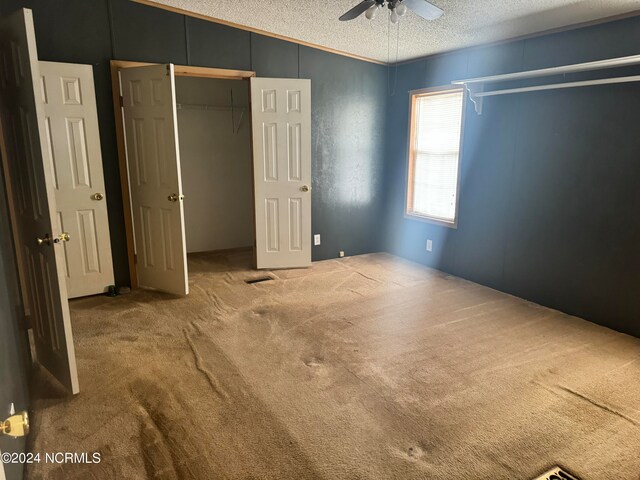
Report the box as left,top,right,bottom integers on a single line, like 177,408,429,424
339,251,345,258
426,239,433,252
314,234,321,246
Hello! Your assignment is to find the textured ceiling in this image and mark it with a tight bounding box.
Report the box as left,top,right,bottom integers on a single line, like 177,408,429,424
146,0,640,63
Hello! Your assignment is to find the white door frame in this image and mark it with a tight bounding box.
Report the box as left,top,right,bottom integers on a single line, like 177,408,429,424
111,61,257,288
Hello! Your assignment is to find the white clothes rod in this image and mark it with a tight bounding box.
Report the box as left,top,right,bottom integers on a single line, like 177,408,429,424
452,53,640,86
452,53,640,114
475,75,640,98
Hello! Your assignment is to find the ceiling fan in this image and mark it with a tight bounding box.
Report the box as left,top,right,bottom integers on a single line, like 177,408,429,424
339,0,443,23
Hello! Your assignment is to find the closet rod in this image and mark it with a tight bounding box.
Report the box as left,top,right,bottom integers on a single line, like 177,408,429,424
475,74,640,98
452,53,640,86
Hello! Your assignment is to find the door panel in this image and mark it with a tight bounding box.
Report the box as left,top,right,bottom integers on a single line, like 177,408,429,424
0,8,79,394
250,78,311,269
120,64,188,295
0,161,30,480
39,61,115,298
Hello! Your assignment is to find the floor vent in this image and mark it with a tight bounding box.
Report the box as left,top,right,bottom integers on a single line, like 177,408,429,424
532,467,581,480
245,276,273,285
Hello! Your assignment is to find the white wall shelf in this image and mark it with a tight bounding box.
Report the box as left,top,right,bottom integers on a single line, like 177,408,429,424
452,54,640,114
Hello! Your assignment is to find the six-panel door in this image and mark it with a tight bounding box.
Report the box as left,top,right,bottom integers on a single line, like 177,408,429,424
0,8,79,394
39,61,115,298
120,64,189,295
250,78,312,269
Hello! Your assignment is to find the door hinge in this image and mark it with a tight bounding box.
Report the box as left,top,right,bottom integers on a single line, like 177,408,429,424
119,95,124,107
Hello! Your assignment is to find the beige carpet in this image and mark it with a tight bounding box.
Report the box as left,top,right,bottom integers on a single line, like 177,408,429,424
26,252,640,480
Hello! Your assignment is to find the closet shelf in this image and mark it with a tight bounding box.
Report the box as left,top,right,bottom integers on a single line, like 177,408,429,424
452,53,640,115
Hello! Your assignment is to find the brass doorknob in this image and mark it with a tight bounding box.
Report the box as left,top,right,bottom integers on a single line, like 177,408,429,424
1,411,29,437
168,194,184,202
36,234,52,246
54,232,70,244
300,185,310,192
91,192,104,201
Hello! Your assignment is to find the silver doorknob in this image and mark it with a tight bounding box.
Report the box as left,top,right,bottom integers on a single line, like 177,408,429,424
300,185,310,192
92,192,104,201
36,234,52,246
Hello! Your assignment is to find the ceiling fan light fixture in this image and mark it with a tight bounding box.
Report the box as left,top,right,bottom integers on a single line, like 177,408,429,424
365,4,378,19
339,0,443,23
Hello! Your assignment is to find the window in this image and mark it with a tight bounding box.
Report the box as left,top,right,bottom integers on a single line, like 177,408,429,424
406,87,465,226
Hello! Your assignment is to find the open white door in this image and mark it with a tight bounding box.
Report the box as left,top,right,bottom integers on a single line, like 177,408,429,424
0,451,5,480
0,9,79,394
39,61,115,298
250,78,312,269
120,64,188,295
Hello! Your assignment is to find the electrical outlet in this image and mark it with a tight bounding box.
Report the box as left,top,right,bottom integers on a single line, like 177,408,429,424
426,239,433,252
339,251,345,258
314,234,321,246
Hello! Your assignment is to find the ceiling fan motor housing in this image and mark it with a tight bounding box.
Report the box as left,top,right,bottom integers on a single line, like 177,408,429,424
339,0,442,22
376,0,402,8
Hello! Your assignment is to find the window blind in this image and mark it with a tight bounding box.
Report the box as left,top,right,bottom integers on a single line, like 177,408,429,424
409,89,464,223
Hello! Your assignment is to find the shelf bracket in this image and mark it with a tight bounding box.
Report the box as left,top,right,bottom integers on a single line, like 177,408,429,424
466,84,484,115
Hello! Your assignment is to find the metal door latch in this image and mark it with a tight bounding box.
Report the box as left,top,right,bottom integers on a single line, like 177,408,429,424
1,411,29,437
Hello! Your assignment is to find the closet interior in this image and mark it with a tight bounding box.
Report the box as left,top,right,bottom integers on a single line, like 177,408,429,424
175,77,254,254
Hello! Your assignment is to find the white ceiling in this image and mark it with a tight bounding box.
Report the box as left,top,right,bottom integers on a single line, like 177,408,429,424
147,0,640,63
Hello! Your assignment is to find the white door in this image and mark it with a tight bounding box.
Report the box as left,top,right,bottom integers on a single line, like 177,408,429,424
120,64,188,295
250,78,312,269
0,8,79,394
39,61,115,298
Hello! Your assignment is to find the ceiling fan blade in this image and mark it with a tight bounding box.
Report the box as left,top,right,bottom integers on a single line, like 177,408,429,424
339,0,376,21
403,0,444,20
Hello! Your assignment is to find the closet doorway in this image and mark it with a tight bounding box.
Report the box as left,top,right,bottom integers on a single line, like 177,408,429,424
176,76,253,256
111,61,313,295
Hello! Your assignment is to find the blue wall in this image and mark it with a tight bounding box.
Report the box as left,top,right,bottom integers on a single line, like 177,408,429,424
0,0,388,285
383,15,640,338
1,0,639,338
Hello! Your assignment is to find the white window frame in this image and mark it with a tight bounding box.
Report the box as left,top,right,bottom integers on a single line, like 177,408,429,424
405,85,466,228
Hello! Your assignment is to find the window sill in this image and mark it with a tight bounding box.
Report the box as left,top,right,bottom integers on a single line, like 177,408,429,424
404,212,458,229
